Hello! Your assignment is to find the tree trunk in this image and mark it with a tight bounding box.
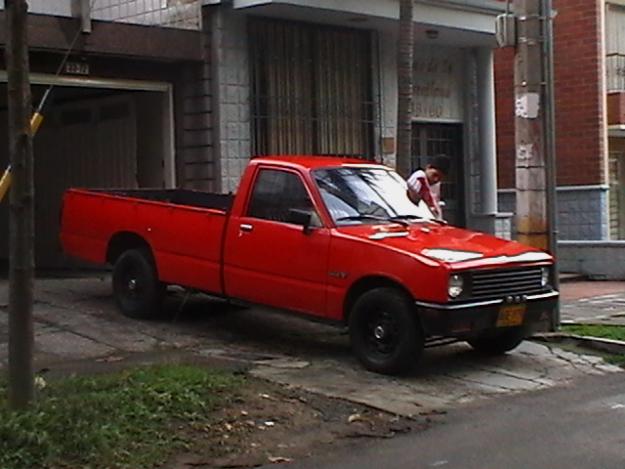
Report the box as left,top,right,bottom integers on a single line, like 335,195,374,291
396,0,414,177
6,0,35,409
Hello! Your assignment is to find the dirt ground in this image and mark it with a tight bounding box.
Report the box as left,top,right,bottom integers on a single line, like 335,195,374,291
164,376,431,469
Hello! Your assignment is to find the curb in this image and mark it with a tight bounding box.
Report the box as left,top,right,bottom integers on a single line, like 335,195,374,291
559,273,586,283
534,332,625,355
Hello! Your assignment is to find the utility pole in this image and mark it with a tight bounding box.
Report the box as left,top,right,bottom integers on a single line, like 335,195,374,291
514,0,547,249
513,0,559,329
396,0,414,177
6,0,35,409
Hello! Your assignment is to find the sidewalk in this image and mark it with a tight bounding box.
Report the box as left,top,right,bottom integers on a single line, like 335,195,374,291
560,279,625,326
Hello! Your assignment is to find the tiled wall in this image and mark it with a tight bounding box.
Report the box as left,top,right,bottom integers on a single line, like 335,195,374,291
465,49,483,216
177,7,215,191
210,7,251,193
559,241,625,279
92,0,201,30
0,0,201,30
498,186,610,241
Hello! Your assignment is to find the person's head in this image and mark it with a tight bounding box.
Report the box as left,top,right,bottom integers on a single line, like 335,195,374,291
425,155,450,184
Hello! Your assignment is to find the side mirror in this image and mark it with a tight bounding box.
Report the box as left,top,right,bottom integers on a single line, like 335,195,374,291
287,208,313,233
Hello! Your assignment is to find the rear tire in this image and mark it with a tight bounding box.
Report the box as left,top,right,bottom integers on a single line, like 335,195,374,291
348,287,423,375
112,248,163,319
467,327,526,355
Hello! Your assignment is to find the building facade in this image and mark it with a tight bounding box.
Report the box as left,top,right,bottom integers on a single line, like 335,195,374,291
205,0,507,234
495,0,625,278
0,0,209,267
1,0,507,268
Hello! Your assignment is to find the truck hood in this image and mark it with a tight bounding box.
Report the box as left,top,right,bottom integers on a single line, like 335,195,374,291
337,222,552,268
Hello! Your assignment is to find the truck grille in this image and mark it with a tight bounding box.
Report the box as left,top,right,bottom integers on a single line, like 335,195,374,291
470,267,544,299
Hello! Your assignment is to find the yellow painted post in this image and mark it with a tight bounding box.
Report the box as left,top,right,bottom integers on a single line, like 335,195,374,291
30,112,43,135
0,112,43,203
0,166,11,202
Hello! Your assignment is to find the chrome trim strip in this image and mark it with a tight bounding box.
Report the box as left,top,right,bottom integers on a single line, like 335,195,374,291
415,299,503,310
415,290,559,311
526,291,560,301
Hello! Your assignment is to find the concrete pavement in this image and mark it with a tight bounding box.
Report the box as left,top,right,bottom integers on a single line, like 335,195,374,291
0,275,622,418
560,280,625,325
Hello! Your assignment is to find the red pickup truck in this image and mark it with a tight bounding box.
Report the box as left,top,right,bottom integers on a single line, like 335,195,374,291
61,156,558,375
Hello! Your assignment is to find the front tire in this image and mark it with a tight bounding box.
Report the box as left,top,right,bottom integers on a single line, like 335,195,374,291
467,327,526,355
112,248,163,319
348,287,423,375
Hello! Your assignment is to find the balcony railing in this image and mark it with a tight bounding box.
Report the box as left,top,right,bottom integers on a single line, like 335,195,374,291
607,53,625,92
0,0,202,30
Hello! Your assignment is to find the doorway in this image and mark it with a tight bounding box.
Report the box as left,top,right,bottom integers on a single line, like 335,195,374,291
0,78,175,269
411,123,464,226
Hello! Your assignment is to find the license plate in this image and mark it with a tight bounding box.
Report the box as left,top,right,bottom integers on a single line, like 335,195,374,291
497,304,526,327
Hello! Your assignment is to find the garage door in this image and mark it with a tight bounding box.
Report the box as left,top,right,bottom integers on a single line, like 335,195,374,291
0,93,138,269
35,95,137,267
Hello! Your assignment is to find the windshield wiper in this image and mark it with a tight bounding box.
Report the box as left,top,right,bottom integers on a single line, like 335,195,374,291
389,214,448,226
336,215,409,227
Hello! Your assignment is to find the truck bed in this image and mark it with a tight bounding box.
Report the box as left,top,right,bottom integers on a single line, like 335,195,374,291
102,189,234,212
61,187,232,296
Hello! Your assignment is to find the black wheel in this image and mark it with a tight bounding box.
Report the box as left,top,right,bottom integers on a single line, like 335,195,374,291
467,327,526,355
348,287,423,375
112,248,163,319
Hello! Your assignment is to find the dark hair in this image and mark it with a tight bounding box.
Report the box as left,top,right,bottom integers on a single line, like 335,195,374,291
428,154,450,175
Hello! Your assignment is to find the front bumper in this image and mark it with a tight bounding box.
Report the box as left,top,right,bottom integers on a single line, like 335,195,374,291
415,290,559,337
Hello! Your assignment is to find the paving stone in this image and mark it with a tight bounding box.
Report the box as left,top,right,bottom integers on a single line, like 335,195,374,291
35,330,115,359
251,341,621,417
0,276,623,417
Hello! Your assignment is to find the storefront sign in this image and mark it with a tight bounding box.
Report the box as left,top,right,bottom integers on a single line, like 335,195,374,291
413,46,464,122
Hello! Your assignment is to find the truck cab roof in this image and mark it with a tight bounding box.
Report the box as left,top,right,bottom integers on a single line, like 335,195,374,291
250,155,381,170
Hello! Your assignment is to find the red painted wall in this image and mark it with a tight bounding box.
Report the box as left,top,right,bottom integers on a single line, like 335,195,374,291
495,0,605,188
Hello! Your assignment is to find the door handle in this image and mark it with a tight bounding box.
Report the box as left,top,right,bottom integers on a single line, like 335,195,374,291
240,223,253,232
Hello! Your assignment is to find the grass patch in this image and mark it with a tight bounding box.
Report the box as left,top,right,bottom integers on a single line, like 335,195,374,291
561,324,625,368
562,324,625,342
0,364,243,469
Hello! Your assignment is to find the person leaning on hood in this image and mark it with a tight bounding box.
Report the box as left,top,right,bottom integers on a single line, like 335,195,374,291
406,155,450,220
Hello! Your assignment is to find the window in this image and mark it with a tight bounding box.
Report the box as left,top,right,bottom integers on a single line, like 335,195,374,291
249,18,375,159
247,169,319,224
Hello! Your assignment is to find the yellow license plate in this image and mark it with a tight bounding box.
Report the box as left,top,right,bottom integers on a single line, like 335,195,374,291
496,304,526,327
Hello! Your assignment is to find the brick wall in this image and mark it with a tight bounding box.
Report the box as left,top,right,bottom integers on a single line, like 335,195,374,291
495,0,605,188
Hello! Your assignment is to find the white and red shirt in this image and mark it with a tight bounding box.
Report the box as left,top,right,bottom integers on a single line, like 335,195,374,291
406,169,442,218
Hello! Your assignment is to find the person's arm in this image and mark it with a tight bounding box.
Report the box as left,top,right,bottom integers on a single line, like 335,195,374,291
408,173,440,217
429,182,443,219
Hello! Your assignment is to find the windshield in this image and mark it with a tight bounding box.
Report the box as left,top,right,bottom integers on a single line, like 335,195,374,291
313,166,435,226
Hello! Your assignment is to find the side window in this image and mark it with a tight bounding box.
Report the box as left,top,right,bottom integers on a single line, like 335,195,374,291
247,169,318,224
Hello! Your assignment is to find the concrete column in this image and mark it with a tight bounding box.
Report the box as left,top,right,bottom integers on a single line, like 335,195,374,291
476,47,498,215
211,6,252,193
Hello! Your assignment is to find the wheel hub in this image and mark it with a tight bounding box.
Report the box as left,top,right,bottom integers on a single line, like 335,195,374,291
374,324,387,340
128,278,137,291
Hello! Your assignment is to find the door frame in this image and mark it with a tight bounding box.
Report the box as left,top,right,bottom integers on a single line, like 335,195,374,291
0,71,176,188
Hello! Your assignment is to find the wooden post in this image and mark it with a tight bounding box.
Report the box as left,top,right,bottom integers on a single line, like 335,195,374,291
6,0,35,409
396,0,414,177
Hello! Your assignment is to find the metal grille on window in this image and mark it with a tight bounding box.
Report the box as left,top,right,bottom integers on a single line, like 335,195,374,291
249,19,375,159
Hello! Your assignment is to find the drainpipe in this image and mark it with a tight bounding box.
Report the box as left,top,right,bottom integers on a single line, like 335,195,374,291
541,0,559,328
477,47,498,217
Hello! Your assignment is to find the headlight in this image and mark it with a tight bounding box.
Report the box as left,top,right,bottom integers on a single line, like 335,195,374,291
541,267,550,287
448,274,464,299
